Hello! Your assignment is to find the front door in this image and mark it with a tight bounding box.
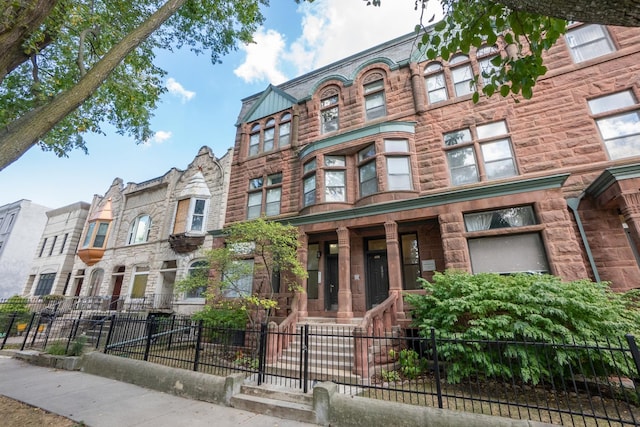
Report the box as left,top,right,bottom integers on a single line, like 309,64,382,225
110,275,123,310
366,252,389,309
325,246,339,311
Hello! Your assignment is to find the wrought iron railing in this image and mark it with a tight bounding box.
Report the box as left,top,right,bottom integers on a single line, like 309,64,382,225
2,311,639,426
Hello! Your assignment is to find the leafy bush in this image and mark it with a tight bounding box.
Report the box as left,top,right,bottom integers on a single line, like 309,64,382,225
46,336,87,357
406,271,640,384
192,303,249,328
0,295,29,313
389,348,428,380
0,296,31,336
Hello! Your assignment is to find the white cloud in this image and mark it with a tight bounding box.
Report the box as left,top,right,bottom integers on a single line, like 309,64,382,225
233,28,288,84
166,77,196,102
234,1,442,85
144,130,173,147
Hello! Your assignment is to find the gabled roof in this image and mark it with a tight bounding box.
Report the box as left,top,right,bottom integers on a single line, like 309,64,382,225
238,84,298,125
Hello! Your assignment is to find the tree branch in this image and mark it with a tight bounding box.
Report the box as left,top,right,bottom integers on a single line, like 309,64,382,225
0,0,188,171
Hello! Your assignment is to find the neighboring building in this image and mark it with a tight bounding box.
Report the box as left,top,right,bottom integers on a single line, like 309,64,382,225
22,202,90,298
67,146,231,315
226,24,640,322
0,200,50,298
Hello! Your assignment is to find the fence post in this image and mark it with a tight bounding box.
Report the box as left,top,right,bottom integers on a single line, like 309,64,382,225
353,326,369,378
193,319,203,372
625,335,640,394
258,323,268,385
430,328,443,409
302,324,309,393
167,315,176,351
1,313,17,350
20,312,36,351
103,315,116,354
143,315,155,361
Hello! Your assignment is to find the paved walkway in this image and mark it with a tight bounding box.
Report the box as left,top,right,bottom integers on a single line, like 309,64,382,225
0,356,316,427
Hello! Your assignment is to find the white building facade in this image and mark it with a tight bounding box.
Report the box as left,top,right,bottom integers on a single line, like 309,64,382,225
0,200,50,298
23,202,90,297
68,146,231,314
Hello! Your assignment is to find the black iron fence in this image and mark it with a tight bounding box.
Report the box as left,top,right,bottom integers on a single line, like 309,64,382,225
2,312,639,426
0,311,115,353
0,293,174,314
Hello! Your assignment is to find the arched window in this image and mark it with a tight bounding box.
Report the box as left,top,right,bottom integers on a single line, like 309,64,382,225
363,73,386,120
320,87,340,134
264,118,275,152
88,269,104,296
449,54,474,97
185,260,209,298
249,123,261,156
128,214,152,245
424,62,448,104
279,113,291,146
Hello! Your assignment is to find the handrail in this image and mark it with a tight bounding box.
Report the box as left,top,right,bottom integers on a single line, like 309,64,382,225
353,292,399,378
265,293,300,364
356,292,398,336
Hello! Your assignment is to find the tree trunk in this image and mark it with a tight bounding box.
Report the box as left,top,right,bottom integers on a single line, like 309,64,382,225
0,0,187,171
0,0,59,84
498,0,640,27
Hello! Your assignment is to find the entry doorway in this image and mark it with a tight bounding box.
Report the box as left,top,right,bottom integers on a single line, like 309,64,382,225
365,238,389,309
325,242,339,311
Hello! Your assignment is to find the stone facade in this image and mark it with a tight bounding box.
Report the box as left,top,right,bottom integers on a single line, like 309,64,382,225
0,200,51,298
23,202,90,297
68,147,232,315
226,24,640,321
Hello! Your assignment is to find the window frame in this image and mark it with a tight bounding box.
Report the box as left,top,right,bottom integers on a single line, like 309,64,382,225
358,144,378,197
424,62,448,104
565,23,615,63
449,54,475,97
384,139,413,191
247,173,283,219
324,155,347,202
443,120,517,186
185,260,209,299
34,273,56,296
364,79,387,121
128,214,152,245
303,159,317,207
587,89,640,160
320,92,339,134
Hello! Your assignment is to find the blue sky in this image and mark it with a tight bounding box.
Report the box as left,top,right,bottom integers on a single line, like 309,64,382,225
0,0,441,209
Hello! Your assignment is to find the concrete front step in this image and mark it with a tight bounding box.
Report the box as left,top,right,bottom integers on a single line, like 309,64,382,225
230,385,316,424
264,365,362,385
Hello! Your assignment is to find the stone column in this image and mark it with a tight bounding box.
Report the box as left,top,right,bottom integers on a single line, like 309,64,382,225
297,231,309,319
336,226,353,321
619,192,640,257
438,212,469,270
409,62,427,114
384,220,404,317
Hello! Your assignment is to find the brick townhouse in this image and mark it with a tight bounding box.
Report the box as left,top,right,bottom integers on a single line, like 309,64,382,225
226,23,640,323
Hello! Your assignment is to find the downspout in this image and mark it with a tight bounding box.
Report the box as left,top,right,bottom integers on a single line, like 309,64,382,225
566,195,601,283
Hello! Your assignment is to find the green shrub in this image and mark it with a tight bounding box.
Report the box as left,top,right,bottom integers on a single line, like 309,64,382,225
46,341,67,355
0,295,29,313
0,296,32,336
389,348,428,380
406,271,640,384
192,303,248,328
46,336,87,356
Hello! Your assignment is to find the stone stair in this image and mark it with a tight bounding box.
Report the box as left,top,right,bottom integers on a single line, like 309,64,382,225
230,384,316,424
266,318,363,385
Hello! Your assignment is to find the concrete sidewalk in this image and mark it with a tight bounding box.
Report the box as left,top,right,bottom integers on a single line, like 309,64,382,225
0,356,315,427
